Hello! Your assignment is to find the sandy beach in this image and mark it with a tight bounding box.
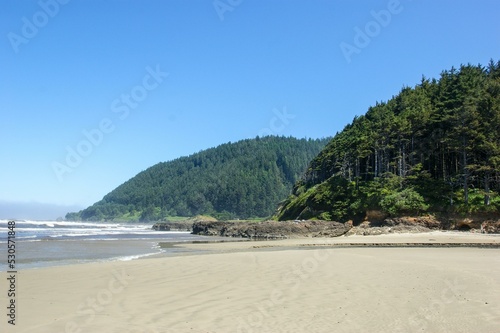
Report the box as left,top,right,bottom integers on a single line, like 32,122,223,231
3,231,500,333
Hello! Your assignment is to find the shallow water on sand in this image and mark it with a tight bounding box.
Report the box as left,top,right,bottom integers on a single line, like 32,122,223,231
0,220,220,270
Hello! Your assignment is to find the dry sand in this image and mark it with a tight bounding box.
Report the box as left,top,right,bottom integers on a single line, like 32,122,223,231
3,231,500,333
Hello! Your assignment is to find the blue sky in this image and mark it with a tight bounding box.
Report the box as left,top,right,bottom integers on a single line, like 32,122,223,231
1,0,499,219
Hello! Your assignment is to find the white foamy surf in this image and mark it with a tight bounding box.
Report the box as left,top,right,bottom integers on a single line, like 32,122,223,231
0,219,213,270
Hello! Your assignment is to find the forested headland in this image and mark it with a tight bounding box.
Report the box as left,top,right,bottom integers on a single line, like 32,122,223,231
66,136,329,221
276,61,500,222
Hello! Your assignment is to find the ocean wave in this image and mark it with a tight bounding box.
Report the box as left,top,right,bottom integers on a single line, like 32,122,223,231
17,235,38,239
0,218,194,249
115,252,161,261
0,219,154,229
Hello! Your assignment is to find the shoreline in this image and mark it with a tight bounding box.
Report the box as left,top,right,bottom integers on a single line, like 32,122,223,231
3,231,500,332
0,232,221,271
167,230,500,253
11,230,499,271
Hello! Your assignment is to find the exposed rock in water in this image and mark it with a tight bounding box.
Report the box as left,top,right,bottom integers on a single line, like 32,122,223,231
152,221,192,231
192,220,351,239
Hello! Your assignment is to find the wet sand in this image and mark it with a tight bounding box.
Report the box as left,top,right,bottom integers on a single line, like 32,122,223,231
3,231,500,333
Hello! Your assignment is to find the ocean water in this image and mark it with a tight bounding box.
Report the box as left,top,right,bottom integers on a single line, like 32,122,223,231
0,219,216,270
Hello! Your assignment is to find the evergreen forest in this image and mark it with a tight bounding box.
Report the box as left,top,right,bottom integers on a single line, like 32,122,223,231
66,136,329,221
276,61,500,221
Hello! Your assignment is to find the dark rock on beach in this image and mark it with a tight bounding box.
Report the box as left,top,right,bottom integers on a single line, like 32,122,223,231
192,220,351,239
152,221,192,231
156,213,500,238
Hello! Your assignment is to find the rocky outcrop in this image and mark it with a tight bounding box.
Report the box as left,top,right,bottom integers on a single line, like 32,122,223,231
379,216,442,229
152,215,218,232
152,221,192,231
192,220,351,239
346,225,432,236
481,220,500,233
157,213,500,237
450,217,500,233
348,214,500,235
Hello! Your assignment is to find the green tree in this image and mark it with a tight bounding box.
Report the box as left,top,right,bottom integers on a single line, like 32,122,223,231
276,60,500,220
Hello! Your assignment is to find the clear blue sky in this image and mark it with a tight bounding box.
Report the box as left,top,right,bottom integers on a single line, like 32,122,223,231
1,0,499,219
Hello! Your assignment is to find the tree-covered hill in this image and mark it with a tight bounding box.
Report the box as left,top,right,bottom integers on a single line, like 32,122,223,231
67,136,330,221
275,60,500,222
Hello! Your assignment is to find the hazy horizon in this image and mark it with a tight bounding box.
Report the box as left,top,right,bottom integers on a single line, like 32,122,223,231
0,201,84,221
